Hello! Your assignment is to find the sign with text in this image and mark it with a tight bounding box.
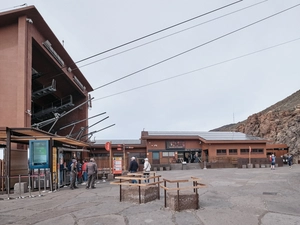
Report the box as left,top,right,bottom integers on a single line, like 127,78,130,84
29,140,50,169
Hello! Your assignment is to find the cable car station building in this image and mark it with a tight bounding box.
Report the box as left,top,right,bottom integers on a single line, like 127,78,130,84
0,6,93,189
91,131,286,172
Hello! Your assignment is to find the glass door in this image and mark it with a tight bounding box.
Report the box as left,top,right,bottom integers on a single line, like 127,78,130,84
152,151,160,164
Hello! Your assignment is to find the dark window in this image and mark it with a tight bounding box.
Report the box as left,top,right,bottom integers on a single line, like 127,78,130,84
240,149,249,154
251,148,264,154
229,149,237,155
216,149,227,155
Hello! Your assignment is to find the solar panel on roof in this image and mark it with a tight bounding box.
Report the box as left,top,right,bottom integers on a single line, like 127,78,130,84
147,131,264,141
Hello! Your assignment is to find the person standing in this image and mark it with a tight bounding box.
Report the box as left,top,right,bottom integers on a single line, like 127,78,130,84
143,158,151,183
271,154,276,170
288,154,293,168
77,160,82,184
81,159,87,185
70,159,78,190
129,157,139,183
86,158,97,189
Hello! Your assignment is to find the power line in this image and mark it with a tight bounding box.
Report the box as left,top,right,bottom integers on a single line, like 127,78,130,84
47,1,243,80
78,0,267,70
92,37,300,102
92,3,300,91
74,0,242,65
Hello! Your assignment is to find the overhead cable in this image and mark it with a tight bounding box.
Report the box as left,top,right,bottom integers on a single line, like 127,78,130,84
79,0,267,70
92,3,300,91
92,37,300,101
74,0,243,65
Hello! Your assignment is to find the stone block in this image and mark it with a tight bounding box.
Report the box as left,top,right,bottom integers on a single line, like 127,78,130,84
160,167,164,171
153,167,157,171
165,166,170,171
255,164,260,168
261,164,266,168
107,174,114,181
242,165,247,169
121,186,159,203
166,192,199,211
247,164,253,168
265,164,270,168
14,182,28,194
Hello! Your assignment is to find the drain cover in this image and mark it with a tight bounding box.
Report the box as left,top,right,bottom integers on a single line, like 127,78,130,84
263,192,277,195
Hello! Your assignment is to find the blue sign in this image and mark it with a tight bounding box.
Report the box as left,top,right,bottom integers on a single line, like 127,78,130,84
29,140,50,169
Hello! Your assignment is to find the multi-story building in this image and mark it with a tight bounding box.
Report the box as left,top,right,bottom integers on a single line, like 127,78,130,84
0,6,93,188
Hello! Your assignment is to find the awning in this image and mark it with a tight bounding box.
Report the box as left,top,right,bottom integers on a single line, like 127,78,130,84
0,127,90,148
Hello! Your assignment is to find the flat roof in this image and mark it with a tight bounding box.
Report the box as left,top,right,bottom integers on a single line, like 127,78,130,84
144,131,267,142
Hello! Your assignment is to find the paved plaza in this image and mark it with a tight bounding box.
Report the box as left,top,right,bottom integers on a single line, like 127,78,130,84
1,165,300,225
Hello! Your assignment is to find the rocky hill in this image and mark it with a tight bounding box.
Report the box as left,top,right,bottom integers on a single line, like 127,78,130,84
212,89,300,158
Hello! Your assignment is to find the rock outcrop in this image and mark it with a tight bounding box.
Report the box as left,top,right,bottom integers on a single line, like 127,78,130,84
212,90,300,158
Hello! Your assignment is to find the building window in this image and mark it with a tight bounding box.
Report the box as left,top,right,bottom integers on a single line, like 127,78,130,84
216,149,226,155
251,148,264,154
240,149,249,154
162,152,175,157
229,149,237,155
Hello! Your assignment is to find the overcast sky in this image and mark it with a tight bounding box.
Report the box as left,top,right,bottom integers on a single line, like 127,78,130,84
2,0,300,140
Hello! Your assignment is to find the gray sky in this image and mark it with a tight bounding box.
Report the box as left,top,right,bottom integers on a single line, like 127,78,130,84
2,0,300,140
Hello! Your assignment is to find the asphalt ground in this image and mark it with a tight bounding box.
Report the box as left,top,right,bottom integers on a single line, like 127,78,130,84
0,164,300,225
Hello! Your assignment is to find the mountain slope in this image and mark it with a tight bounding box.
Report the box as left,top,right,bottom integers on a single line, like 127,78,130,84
212,90,300,158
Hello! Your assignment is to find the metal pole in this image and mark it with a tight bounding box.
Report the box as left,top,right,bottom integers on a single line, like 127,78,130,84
49,172,53,193
138,179,141,204
7,175,10,200
43,169,46,192
28,174,32,197
164,180,167,208
119,179,122,202
38,169,41,197
177,182,180,211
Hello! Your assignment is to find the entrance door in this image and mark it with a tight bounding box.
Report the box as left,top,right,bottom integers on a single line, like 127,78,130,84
152,151,160,164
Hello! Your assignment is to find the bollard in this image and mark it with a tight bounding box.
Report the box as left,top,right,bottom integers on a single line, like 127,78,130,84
18,175,22,199
102,171,106,182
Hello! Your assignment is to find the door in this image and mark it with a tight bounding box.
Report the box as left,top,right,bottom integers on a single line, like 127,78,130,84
152,151,160,164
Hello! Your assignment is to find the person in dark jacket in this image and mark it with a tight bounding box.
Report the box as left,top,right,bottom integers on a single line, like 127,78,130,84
288,154,293,168
70,159,78,190
129,157,139,183
86,158,97,189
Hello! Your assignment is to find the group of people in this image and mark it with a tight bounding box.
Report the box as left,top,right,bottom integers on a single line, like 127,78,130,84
270,153,293,170
68,158,98,190
129,156,151,183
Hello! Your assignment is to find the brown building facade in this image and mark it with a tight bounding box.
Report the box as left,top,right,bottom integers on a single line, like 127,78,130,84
0,6,93,187
91,131,288,172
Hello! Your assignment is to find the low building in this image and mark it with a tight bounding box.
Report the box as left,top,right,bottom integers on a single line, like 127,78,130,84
91,130,285,172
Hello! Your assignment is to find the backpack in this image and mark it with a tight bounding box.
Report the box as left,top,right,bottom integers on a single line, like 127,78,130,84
67,161,72,171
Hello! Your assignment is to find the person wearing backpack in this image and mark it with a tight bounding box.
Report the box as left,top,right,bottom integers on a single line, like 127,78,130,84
143,158,151,183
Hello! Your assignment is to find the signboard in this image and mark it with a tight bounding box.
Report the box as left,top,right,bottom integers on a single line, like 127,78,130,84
29,140,50,169
105,142,111,151
113,157,122,175
166,141,186,149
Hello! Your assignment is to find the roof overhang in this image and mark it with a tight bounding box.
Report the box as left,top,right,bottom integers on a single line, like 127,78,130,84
0,127,90,148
